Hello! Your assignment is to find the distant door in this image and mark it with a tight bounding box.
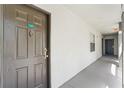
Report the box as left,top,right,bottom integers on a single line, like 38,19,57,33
3,5,49,88
105,39,114,55
102,39,103,56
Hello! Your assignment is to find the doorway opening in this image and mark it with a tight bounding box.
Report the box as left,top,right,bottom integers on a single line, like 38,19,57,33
102,33,118,58
105,39,114,56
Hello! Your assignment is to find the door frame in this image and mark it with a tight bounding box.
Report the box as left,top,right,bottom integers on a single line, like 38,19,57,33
0,4,51,88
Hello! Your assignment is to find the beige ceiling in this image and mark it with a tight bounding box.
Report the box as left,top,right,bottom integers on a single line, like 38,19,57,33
64,4,122,34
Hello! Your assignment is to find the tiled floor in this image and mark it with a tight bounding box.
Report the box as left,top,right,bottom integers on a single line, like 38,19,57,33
60,56,122,88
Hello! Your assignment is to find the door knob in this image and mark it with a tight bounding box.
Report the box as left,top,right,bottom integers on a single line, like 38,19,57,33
43,48,48,59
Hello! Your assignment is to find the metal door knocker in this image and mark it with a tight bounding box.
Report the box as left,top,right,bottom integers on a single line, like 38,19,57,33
29,30,33,37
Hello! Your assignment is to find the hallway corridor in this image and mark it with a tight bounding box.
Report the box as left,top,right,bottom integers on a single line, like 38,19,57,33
0,4,123,88
60,56,122,88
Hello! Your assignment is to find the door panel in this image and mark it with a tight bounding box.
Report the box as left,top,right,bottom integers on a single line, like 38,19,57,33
16,27,28,59
34,63,43,87
4,5,48,88
16,67,28,88
35,31,42,56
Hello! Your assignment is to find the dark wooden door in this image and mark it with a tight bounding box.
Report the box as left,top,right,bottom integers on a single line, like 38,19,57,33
105,39,114,55
3,5,48,88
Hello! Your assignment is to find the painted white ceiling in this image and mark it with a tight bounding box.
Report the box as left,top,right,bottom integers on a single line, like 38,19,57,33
64,4,122,34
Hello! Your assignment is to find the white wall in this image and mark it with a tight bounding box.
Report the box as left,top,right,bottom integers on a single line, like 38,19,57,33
118,31,122,78
118,31,122,59
103,34,118,56
0,5,3,87
123,32,124,87
34,4,102,88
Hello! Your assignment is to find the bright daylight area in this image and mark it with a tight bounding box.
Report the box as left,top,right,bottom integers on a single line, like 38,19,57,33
0,4,124,88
